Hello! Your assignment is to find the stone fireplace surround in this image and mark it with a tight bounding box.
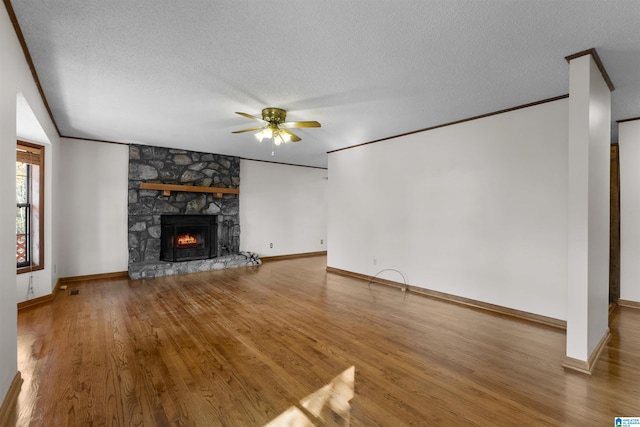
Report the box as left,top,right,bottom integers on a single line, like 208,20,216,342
127,144,259,279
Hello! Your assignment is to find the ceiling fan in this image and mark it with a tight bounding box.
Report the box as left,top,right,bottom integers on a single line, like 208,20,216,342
232,108,321,145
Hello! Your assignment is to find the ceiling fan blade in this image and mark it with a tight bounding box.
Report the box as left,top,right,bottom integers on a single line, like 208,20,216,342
235,112,267,123
281,120,321,129
280,128,302,142
232,127,265,134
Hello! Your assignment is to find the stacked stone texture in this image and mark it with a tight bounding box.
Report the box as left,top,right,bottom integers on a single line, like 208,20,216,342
128,144,252,279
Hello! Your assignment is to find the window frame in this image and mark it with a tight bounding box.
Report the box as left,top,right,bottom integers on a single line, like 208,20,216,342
17,141,44,274
16,162,31,268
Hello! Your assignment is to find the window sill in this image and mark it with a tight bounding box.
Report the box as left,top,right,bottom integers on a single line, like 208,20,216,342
17,264,44,275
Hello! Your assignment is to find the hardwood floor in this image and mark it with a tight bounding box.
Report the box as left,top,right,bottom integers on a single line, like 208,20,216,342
15,256,640,426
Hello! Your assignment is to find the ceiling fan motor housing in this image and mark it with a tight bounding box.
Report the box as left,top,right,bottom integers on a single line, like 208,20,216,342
262,108,287,124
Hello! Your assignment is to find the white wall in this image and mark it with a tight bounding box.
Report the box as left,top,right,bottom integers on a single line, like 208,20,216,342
240,160,327,256
328,99,569,320
56,138,129,278
619,119,640,302
1,3,60,404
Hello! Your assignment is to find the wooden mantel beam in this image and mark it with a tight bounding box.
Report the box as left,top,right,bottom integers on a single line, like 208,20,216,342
140,182,240,198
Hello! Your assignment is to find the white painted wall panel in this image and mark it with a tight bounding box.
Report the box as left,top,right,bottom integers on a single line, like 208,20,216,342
328,99,569,320
619,119,640,302
56,138,129,278
240,160,327,257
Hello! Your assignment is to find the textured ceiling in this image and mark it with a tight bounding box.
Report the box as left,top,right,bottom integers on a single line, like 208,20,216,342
9,1,640,168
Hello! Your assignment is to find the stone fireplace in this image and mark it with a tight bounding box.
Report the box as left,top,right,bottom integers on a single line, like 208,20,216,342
127,144,259,279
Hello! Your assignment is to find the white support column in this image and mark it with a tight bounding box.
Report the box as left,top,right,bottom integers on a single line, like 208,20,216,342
564,50,612,374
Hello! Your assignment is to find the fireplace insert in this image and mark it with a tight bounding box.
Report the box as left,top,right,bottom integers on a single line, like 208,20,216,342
160,215,217,262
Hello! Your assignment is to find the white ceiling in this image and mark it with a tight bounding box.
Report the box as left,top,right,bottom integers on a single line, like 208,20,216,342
9,1,640,168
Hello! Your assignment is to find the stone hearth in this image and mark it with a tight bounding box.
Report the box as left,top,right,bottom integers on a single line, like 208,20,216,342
128,254,259,280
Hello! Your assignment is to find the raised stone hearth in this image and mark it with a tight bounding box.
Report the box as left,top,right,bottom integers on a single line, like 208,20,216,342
128,253,260,280
128,144,258,279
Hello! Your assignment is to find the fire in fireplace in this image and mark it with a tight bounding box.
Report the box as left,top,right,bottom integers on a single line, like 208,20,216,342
161,215,217,262
175,233,199,248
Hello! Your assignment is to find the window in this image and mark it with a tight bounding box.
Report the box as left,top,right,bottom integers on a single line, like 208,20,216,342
16,141,44,273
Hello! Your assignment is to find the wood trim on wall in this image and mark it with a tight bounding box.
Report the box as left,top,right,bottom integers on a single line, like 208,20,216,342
261,251,327,263
240,157,328,170
618,299,640,309
560,356,590,375
617,116,640,124
565,48,615,92
17,293,53,311
327,94,569,155
0,371,23,427
18,274,64,311
59,271,129,284
562,329,611,375
326,266,566,330
406,285,566,329
61,135,130,146
325,267,406,289
17,271,128,311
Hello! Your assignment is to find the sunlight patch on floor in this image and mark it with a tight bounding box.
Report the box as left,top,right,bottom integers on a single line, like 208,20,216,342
265,366,355,426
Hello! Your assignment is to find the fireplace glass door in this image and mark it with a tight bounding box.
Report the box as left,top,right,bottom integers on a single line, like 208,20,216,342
160,215,217,262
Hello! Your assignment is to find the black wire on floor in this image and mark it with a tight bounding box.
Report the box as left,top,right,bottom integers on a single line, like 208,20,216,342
367,268,409,302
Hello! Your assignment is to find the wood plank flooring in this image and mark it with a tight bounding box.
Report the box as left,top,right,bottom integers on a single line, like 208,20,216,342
14,256,640,426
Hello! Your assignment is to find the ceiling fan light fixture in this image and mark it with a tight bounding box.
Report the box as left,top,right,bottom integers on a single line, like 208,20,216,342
254,127,274,142
273,132,285,146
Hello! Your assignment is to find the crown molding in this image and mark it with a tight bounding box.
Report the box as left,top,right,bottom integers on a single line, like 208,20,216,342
565,48,615,92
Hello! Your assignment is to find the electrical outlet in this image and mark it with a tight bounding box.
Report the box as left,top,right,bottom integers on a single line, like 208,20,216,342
373,258,377,265
321,239,323,244
270,242,273,248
